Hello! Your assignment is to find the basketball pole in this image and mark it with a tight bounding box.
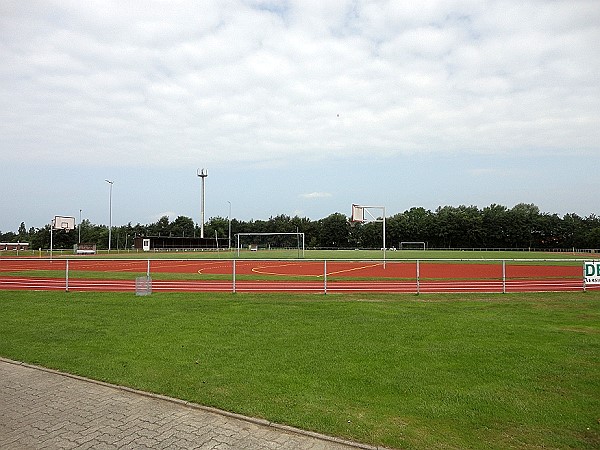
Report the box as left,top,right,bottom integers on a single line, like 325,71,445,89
351,204,386,268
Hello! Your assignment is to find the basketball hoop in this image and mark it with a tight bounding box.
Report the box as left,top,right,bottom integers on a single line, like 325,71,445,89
50,215,76,259
53,216,76,232
350,204,387,267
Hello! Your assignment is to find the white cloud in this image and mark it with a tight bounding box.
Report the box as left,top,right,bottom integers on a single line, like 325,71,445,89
149,211,178,223
1,0,599,171
300,192,332,199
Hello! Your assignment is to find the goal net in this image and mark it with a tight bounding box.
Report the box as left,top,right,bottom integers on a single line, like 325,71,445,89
400,241,426,250
236,232,305,257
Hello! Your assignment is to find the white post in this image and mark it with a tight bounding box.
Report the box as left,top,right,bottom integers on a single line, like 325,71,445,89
233,259,236,293
416,259,420,295
228,201,231,250
202,175,205,238
324,260,327,294
197,169,208,238
50,220,53,260
105,180,113,253
502,260,506,294
383,206,386,269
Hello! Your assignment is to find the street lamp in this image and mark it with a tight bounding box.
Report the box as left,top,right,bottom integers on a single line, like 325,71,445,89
79,209,82,244
105,180,113,253
227,201,231,250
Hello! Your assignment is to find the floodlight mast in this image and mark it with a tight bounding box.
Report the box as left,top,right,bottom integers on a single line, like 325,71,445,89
197,169,208,238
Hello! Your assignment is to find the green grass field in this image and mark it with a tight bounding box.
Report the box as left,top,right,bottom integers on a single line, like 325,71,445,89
5,248,598,261
1,290,598,449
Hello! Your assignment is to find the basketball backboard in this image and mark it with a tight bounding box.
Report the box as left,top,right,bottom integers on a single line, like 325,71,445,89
351,204,365,223
53,216,76,231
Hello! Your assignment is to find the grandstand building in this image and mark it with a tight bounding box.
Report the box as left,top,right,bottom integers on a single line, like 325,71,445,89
133,236,221,251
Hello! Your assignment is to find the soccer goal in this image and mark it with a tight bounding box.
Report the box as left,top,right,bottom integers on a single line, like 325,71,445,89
400,241,426,250
236,232,305,258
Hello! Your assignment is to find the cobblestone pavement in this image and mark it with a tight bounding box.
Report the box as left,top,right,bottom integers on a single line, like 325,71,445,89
0,359,377,449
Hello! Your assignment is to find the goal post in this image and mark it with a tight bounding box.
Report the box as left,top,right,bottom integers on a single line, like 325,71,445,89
236,232,305,258
400,241,426,250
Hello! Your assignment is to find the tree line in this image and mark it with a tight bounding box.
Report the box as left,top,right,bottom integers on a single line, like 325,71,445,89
2,203,599,251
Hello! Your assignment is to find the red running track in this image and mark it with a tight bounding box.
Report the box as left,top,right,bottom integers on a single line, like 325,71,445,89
0,276,594,293
0,259,597,294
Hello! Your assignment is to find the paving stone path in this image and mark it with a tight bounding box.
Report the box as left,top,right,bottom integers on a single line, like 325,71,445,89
0,358,378,449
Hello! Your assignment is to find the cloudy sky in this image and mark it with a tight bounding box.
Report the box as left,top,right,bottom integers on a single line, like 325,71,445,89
1,0,599,232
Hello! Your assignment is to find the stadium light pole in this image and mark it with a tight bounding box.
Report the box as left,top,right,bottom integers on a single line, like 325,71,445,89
78,209,82,244
227,201,231,250
105,180,113,253
197,169,207,238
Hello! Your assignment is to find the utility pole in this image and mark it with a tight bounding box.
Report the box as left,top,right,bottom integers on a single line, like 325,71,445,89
197,169,207,238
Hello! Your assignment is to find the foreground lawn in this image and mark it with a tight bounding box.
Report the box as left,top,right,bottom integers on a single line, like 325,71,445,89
0,291,598,449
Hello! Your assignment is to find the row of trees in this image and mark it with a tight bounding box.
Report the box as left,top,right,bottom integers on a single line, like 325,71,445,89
2,203,600,251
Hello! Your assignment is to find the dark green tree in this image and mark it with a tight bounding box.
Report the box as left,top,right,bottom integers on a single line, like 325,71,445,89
171,216,196,237
317,213,351,248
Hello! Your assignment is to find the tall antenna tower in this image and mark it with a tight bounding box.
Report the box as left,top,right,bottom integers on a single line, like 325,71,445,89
197,168,208,238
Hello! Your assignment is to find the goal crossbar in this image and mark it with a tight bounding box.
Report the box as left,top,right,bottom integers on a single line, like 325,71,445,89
236,232,305,257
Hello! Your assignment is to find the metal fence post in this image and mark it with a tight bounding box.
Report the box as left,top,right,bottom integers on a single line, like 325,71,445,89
147,259,151,279
65,259,69,292
324,259,327,294
502,260,506,294
233,259,236,293
416,259,420,295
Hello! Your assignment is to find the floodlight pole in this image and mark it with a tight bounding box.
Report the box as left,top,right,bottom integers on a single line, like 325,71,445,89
383,207,386,266
78,209,82,244
105,180,113,253
197,169,208,238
